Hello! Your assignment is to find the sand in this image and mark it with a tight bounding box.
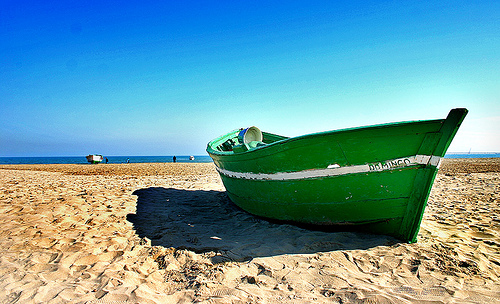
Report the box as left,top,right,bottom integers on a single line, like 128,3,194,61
0,159,499,303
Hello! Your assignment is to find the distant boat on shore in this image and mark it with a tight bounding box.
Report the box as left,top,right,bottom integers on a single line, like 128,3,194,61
86,154,103,164
207,108,468,243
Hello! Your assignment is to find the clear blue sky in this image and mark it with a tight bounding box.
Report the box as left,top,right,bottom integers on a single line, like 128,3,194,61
1,1,499,157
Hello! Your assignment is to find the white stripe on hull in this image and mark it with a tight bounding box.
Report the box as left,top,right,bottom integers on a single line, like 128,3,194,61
216,154,441,181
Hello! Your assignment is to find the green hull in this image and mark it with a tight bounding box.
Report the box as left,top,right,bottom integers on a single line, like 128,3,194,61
206,109,467,243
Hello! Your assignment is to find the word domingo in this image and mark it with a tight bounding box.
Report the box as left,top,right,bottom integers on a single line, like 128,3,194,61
369,158,412,171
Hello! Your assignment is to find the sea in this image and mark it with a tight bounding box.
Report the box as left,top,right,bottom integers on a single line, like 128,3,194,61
0,155,213,165
0,153,498,165
445,153,500,159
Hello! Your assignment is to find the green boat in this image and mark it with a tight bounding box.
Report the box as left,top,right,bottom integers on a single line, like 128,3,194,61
206,108,467,243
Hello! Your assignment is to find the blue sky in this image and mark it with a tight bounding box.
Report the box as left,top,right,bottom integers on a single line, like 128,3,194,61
1,1,499,156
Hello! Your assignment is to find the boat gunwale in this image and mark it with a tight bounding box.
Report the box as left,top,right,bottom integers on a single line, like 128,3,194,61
207,118,445,158
207,119,445,169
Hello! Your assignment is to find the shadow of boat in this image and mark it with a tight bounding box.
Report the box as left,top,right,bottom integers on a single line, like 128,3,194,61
127,187,397,261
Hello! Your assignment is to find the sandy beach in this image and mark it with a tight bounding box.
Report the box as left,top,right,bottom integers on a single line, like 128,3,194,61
0,158,499,303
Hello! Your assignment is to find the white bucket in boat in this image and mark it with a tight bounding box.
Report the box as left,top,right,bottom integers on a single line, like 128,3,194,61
238,126,263,144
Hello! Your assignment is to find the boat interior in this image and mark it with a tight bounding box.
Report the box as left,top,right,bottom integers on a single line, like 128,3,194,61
214,127,288,153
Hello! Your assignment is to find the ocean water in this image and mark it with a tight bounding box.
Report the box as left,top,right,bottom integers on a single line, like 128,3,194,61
0,153,498,165
444,153,500,159
0,155,213,165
